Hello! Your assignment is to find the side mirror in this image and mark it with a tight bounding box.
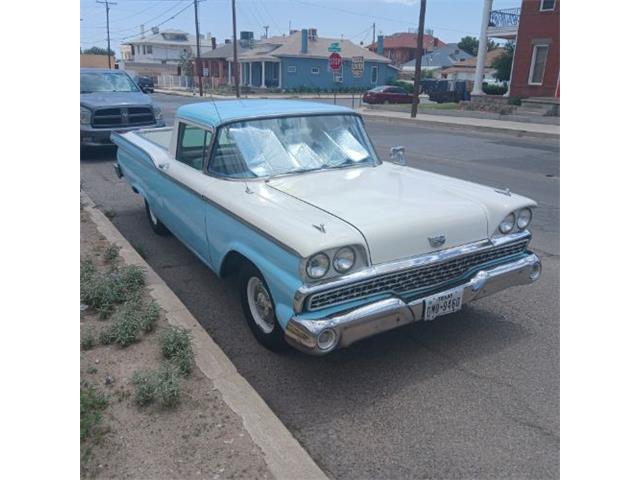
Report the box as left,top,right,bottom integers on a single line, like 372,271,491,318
389,146,406,165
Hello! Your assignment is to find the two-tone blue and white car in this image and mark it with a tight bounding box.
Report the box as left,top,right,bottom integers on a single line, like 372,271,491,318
112,100,541,355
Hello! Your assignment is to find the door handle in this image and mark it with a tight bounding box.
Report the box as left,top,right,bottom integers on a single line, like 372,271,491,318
158,162,170,170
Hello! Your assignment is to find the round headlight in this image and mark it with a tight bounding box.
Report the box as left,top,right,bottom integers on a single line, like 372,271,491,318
333,247,356,273
498,213,516,234
306,253,330,279
517,208,532,230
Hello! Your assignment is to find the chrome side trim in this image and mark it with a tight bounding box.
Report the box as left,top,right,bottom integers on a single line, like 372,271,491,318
292,231,531,313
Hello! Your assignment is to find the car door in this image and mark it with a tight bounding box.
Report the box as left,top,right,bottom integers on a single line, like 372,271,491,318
161,121,213,265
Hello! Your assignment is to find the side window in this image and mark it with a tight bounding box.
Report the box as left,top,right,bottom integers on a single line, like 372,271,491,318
371,65,378,84
176,123,212,170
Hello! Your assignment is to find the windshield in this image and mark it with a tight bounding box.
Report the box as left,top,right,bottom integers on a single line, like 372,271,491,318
208,114,379,179
80,72,139,93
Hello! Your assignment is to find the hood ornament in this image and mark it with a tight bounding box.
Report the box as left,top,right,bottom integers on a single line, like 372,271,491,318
429,234,446,248
313,223,326,233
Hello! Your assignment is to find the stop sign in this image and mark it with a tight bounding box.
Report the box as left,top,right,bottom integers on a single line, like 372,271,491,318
329,52,342,72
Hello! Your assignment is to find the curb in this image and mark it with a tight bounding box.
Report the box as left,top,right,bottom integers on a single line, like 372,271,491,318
154,88,357,101
359,110,560,139
81,191,328,480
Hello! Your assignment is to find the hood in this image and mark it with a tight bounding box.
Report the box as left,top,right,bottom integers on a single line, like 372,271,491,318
80,91,153,110
267,163,534,265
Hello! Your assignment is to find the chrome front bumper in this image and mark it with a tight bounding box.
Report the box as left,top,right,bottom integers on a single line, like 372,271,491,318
285,253,541,355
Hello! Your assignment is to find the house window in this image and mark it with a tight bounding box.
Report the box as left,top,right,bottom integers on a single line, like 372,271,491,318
287,65,296,73
371,65,378,84
311,66,320,75
147,45,152,54
540,0,555,11
528,44,549,85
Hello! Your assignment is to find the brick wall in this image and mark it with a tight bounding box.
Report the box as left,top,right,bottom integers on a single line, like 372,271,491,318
510,0,560,98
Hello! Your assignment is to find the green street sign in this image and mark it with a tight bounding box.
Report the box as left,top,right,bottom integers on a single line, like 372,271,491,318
328,42,341,52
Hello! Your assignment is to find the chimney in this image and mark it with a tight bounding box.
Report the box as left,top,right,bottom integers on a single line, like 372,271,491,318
140,25,145,38
300,29,308,54
376,35,384,55
211,37,217,50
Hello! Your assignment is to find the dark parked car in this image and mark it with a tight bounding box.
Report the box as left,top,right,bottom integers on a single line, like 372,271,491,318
362,85,416,105
80,69,164,147
132,73,155,93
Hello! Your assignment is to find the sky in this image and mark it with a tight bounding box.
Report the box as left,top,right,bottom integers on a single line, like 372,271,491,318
80,0,521,59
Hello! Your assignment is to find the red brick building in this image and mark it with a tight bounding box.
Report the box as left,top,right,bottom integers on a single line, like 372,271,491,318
509,0,560,98
367,32,446,66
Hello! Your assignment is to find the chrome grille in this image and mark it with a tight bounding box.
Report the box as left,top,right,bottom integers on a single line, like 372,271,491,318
92,107,155,128
307,239,529,311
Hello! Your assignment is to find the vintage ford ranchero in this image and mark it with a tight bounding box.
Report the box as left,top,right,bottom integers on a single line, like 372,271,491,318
112,100,541,355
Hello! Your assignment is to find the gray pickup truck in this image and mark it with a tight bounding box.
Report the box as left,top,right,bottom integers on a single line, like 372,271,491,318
80,68,164,147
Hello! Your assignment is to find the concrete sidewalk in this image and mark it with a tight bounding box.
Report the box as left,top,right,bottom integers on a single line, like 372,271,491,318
358,108,560,138
155,88,358,100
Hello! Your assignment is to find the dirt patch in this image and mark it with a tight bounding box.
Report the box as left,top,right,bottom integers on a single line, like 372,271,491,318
81,207,273,480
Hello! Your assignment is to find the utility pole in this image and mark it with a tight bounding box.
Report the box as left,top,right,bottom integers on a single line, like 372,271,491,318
232,0,240,97
193,0,203,96
96,1,116,69
263,25,269,39
411,0,426,118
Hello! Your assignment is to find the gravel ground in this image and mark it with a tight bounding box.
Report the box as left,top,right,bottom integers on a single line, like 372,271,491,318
80,207,273,480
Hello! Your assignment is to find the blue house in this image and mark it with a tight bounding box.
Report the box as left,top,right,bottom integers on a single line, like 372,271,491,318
227,29,397,91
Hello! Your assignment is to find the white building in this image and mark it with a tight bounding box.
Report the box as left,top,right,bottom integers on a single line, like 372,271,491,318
120,27,213,76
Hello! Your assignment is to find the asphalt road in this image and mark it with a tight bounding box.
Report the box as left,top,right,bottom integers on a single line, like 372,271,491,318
80,93,560,479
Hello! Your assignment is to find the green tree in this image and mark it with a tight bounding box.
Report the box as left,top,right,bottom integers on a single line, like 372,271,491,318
491,41,514,82
457,36,498,57
82,46,115,56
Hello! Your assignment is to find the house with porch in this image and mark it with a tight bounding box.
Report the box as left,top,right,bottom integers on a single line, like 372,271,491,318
229,29,397,91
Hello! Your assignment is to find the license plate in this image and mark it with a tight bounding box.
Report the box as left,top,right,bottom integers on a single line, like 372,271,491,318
423,287,464,321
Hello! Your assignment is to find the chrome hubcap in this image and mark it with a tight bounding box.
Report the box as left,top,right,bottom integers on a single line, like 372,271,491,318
247,277,275,334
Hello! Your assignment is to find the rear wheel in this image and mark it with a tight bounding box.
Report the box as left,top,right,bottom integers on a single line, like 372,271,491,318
239,264,287,352
145,200,169,235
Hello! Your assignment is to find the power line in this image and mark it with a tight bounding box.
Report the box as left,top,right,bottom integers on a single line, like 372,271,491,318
118,1,193,40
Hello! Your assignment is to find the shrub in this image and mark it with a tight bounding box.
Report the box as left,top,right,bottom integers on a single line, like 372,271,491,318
139,300,160,333
132,370,156,406
100,301,141,346
131,364,182,408
155,364,181,408
81,264,146,318
160,326,195,376
103,244,121,263
80,385,108,442
482,83,508,95
81,331,95,351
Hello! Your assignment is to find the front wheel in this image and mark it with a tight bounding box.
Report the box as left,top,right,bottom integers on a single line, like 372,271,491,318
145,200,169,236
239,264,287,352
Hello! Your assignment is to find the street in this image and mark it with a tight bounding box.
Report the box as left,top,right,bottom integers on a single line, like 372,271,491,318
80,93,559,479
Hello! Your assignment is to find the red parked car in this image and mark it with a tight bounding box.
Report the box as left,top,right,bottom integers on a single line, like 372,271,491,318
362,85,416,104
